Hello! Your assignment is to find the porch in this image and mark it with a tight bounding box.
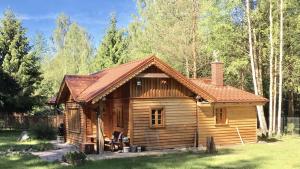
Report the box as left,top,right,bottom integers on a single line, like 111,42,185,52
83,83,131,153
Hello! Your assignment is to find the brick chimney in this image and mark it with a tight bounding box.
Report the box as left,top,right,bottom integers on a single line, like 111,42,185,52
211,61,224,86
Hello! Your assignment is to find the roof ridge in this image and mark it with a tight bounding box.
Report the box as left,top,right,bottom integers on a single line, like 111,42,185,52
90,56,154,76
66,75,98,78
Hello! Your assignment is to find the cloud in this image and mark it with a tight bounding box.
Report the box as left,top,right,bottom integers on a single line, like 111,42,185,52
17,13,57,21
72,12,107,25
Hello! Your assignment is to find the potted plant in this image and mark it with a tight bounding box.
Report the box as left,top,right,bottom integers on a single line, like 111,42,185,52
57,123,65,143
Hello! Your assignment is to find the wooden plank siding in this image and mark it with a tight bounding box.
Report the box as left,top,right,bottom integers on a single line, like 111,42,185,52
131,98,197,150
63,63,258,152
130,78,193,98
130,66,193,98
64,100,86,149
197,105,257,146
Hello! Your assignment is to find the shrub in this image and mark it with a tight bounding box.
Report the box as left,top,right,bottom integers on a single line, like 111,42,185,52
62,151,87,166
30,123,56,140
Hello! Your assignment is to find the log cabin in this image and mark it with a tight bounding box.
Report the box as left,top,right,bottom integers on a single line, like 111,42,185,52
52,55,267,153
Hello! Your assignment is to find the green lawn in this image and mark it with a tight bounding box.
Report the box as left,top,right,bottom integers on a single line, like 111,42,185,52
0,130,53,152
0,130,300,169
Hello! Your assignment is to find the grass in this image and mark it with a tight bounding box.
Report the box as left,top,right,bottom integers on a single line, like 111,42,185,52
0,130,300,169
0,130,53,152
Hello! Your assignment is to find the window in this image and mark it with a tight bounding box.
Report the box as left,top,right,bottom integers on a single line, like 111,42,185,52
116,108,123,128
67,108,80,132
215,108,227,125
149,107,165,128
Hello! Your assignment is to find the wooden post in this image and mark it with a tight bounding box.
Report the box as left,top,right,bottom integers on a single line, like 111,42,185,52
96,111,100,154
96,101,105,154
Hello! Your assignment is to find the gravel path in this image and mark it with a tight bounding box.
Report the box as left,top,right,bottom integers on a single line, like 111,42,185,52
32,140,77,162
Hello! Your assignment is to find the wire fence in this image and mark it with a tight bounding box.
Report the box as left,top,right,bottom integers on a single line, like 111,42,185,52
0,112,64,130
282,116,300,135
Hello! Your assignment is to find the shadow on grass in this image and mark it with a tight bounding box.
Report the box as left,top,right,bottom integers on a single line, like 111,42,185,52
0,148,268,169
0,154,61,169
0,130,53,152
66,149,266,169
258,136,282,143
0,142,53,152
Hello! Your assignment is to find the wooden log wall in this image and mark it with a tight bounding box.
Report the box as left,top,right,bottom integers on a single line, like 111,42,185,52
197,105,257,146
130,78,193,98
85,109,97,136
131,98,197,150
130,66,193,98
64,100,87,149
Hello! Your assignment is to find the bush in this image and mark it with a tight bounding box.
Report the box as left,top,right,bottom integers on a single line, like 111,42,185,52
62,151,87,166
30,123,56,140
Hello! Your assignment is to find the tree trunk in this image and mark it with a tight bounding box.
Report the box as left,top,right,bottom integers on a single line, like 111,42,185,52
277,0,284,136
268,0,274,137
192,0,198,79
185,56,190,78
253,29,261,94
288,91,294,117
273,50,277,134
246,0,268,135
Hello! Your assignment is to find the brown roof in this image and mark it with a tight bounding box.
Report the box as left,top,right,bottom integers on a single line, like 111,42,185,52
77,57,152,102
54,55,267,104
190,78,267,103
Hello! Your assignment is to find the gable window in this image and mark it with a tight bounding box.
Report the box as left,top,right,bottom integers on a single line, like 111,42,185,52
149,107,165,128
67,108,80,132
116,108,123,128
215,108,227,125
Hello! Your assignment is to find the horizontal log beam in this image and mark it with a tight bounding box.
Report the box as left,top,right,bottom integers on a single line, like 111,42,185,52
136,73,170,78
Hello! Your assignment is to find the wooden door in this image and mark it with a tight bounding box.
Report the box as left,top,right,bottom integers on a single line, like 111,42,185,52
113,104,124,132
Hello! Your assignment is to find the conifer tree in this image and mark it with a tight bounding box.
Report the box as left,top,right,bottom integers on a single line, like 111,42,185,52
0,9,42,112
92,14,127,71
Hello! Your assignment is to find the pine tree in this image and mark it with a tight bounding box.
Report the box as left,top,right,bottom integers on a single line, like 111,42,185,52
92,14,127,72
0,9,42,112
1,9,30,76
0,68,20,111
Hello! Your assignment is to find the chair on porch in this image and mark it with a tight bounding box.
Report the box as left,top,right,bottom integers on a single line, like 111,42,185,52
109,131,124,152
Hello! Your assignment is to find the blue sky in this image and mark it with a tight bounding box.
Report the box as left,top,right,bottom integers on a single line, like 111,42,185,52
0,0,137,45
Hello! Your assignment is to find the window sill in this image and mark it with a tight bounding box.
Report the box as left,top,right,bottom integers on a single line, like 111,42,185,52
149,126,165,129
